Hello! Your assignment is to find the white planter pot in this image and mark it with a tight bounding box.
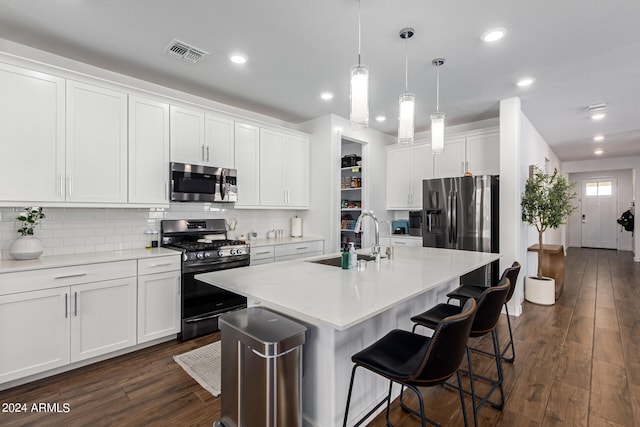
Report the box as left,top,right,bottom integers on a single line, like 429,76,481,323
9,236,44,260
525,276,555,305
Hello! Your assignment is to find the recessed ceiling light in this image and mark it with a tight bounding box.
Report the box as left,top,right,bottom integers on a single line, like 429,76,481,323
320,92,334,100
516,77,535,87
594,149,604,155
481,27,507,42
593,135,605,142
591,113,606,120
229,53,247,64
375,115,386,122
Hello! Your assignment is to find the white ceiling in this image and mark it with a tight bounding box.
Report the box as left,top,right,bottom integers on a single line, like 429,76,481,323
1,0,639,162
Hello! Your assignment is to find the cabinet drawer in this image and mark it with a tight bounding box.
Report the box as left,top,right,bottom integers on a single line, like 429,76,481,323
0,260,137,295
138,255,181,275
251,245,275,261
274,240,324,257
389,237,423,247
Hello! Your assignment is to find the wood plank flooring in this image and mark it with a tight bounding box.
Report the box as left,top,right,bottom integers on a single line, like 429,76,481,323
0,248,638,426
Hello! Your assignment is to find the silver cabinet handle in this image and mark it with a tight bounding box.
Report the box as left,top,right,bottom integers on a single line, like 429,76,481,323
201,145,205,161
206,145,210,162
74,291,78,317
164,181,168,199
54,273,87,280
256,251,271,255
148,263,171,268
65,293,68,318
395,241,406,245
60,174,64,198
296,246,308,250
184,312,223,323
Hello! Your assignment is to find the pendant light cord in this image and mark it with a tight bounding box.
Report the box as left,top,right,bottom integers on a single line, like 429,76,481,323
404,36,409,93
436,65,440,112
357,0,362,66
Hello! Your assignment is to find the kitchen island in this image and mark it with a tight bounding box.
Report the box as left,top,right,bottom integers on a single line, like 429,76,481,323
196,246,500,427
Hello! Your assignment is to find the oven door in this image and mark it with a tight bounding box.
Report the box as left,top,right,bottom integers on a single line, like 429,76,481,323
181,259,248,340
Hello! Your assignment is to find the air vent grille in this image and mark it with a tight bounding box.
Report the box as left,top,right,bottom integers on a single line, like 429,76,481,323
164,39,209,64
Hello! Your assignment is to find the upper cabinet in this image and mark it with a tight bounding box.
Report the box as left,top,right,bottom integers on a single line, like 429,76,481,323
259,128,309,208
66,80,128,203
234,122,260,207
169,105,234,168
128,96,170,205
433,129,499,178
386,142,433,210
0,63,66,203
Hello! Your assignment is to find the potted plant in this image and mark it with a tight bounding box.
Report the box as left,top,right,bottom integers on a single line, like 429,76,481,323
521,166,576,304
10,207,46,260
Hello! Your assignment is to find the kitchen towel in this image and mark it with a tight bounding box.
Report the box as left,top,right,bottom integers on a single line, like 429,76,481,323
291,216,302,237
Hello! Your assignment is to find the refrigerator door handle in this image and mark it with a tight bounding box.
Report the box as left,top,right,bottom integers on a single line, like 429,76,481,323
447,191,453,244
453,190,458,244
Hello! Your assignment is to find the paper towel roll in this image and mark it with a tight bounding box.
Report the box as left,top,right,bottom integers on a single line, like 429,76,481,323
291,216,303,237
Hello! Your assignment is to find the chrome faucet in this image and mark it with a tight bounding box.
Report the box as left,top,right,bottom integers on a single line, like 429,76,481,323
354,210,381,262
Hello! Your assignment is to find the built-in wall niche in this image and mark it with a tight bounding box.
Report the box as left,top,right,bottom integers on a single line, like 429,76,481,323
340,139,365,249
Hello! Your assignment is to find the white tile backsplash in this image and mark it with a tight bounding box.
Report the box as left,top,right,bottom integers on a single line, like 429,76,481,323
0,204,305,259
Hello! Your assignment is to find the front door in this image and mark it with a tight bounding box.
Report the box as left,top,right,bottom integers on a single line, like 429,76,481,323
581,178,618,249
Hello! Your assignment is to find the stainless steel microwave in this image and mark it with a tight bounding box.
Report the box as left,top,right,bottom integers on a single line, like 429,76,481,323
170,162,237,202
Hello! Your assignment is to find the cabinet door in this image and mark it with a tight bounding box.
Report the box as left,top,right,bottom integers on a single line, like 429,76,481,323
465,132,499,176
234,122,260,207
137,271,181,343
70,278,137,363
129,96,170,205
285,134,309,207
205,114,234,168
170,105,205,165
410,144,434,208
259,128,287,206
0,288,70,383
434,137,465,178
66,81,128,203
386,147,412,209
0,63,66,202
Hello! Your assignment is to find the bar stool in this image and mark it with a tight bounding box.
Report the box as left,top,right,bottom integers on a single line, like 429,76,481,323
342,298,477,427
446,262,521,362
410,278,510,427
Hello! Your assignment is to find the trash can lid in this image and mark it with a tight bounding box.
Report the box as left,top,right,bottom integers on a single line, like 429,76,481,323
219,307,307,352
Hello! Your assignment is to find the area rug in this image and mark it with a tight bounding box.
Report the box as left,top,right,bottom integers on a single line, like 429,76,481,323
173,341,222,397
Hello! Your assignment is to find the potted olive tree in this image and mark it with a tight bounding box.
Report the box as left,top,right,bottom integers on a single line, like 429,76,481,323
10,207,46,260
521,166,576,305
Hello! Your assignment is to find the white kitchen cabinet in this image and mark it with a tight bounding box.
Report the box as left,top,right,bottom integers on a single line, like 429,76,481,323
0,287,70,383
388,236,423,247
66,80,128,203
250,245,275,265
137,256,181,343
170,105,234,168
128,96,170,205
0,63,66,203
70,277,137,362
259,128,309,208
433,129,499,178
205,114,235,168
386,142,433,210
234,122,261,207
274,240,324,262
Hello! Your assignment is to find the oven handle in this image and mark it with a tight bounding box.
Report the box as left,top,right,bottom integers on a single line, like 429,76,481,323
184,312,224,323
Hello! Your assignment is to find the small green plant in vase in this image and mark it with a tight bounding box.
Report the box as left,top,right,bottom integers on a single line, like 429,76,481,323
10,207,46,260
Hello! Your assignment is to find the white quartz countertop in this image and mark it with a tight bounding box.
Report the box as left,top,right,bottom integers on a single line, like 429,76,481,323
196,247,500,330
248,236,324,248
0,247,180,274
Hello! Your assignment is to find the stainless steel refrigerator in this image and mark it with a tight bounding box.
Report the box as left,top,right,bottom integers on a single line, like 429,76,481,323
422,175,499,286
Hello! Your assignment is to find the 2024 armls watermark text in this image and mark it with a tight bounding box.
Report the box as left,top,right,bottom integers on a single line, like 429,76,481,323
2,402,70,413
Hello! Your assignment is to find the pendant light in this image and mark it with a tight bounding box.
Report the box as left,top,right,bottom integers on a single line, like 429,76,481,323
350,0,369,130
398,28,415,143
431,58,445,153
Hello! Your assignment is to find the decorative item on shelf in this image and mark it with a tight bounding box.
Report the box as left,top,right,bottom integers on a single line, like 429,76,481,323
521,166,577,305
398,27,416,144
431,58,446,154
341,154,362,168
10,207,45,260
349,0,369,130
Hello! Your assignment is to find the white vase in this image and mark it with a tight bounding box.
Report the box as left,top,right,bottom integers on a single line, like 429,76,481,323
524,276,555,305
9,236,44,260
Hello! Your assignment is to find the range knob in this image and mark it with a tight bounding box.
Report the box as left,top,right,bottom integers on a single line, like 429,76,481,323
203,252,212,258
196,252,205,260
217,250,224,257
230,249,237,255
235,249,244,255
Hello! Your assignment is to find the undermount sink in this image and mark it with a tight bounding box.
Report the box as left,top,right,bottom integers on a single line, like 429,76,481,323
309,254,381,267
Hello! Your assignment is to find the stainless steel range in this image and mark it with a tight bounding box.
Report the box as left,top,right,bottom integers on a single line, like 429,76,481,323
161,219,250,340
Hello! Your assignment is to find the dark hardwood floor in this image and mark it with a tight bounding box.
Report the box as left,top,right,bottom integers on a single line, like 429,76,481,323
1,248,639,426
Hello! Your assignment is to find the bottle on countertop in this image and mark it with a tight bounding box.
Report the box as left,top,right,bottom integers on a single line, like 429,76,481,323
341,244,350,269
348,242,357,269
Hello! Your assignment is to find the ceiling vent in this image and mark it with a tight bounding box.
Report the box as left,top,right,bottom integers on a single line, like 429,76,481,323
164,39,209,64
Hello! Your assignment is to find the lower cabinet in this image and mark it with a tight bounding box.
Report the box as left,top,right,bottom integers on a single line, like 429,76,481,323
274,240,324,262
388,236,423,247
137,271,181,344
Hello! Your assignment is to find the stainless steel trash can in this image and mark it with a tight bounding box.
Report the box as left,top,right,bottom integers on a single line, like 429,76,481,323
216,307,307,427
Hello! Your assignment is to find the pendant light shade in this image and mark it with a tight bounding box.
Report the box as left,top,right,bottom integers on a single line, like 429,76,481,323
398,27,415,143
350,65,369,129
349,0,369,130
431,58,445,153
398,93,415,143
